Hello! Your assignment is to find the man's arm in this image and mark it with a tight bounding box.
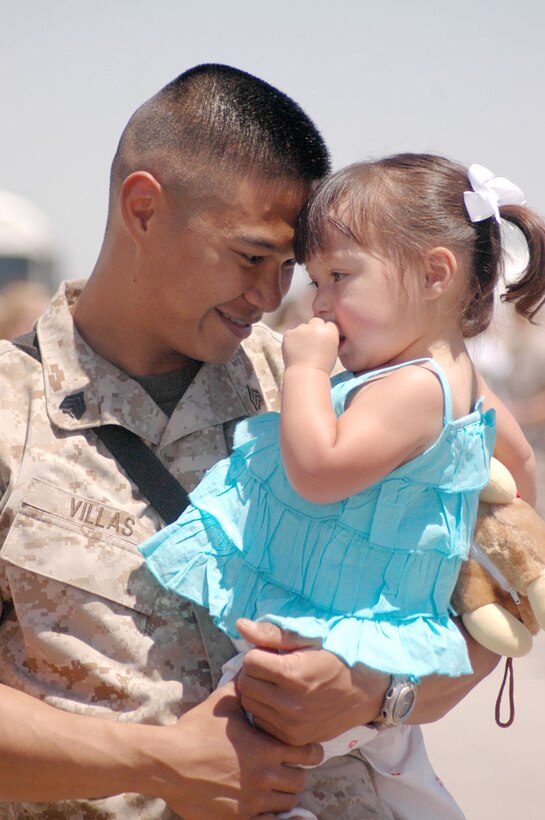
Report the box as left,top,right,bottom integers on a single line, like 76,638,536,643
236,619,499,746
407,620,500,723
0,681,321,818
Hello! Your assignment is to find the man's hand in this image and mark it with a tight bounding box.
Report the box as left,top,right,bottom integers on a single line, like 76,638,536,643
0,680,321,820
236,619,501,747
235,619,389,746
151,683,323,819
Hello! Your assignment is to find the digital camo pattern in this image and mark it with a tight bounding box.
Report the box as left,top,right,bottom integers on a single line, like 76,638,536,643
0,281,383,818
0,281,282,818
300,751,395,820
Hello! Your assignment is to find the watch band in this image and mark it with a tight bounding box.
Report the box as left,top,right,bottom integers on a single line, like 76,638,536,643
373,674,419,728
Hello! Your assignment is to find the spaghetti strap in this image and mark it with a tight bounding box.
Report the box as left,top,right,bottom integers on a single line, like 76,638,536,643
332,357,453,425
420,359,453,425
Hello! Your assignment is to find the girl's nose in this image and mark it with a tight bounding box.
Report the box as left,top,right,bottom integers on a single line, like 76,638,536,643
312,288,330,317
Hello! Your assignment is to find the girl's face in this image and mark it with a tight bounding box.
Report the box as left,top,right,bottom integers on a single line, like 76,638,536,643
306,233,428,373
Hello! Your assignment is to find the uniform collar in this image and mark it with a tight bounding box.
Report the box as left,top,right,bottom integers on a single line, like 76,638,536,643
38,280,264,447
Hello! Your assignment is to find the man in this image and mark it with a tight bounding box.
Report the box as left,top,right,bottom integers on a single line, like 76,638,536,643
0,64,498,818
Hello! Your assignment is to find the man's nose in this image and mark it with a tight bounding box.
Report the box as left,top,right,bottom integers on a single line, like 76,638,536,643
245,264,293,313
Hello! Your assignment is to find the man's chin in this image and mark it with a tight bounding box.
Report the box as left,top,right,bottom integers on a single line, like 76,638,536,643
204,343,245,366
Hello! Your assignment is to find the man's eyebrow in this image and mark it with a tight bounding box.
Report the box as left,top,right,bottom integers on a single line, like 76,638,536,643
235,234,291,254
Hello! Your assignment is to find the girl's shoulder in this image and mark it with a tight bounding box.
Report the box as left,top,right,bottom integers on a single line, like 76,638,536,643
331,358,449,415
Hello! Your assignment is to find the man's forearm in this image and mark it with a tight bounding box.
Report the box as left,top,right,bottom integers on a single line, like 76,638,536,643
0,683,152,802
408,622,500,724
0,682,320,818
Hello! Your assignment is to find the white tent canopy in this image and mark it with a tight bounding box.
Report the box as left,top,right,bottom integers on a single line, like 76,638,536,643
0,190,55,260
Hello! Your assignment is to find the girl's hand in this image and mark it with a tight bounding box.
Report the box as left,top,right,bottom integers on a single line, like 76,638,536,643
282,318,339,374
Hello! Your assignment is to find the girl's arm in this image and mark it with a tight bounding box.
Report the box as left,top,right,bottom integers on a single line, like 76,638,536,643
280,318,445,503
478,372,537,505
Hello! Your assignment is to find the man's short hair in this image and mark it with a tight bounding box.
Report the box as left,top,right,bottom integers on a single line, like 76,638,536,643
110,63,331,202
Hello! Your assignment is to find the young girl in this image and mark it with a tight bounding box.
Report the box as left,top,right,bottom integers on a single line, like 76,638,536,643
140,154,545,818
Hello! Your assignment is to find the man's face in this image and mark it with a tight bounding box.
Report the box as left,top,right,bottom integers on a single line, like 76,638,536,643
136,175,311,372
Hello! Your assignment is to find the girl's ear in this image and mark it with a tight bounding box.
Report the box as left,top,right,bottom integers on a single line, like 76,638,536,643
423,246,458,300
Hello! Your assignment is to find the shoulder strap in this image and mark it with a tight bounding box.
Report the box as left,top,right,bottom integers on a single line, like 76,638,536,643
95,425,189,524
336,357,453,425
11,332,189,525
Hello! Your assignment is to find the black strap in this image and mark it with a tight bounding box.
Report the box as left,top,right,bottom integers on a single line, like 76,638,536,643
96,425,189,524
495,656,516,728
12,332,189,525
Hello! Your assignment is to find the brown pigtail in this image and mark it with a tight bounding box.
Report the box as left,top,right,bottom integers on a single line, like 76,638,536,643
499,205,545,321
462,217,502,337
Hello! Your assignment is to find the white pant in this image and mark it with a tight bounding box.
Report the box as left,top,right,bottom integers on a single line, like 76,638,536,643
220,651,465,820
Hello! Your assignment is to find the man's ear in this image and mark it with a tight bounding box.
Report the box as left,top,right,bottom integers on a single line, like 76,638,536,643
120,172,162,243
423,246,458,300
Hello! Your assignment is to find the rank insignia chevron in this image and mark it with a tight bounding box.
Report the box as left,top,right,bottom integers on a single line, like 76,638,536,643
59,391,86,419
247,385,263,411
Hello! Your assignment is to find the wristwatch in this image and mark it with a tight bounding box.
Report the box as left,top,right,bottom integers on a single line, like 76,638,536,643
372,675,419,728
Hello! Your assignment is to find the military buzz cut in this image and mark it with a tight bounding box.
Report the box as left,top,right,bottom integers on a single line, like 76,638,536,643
109,63,331,201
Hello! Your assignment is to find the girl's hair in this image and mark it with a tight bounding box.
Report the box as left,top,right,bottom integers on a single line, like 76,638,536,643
295,153,545,336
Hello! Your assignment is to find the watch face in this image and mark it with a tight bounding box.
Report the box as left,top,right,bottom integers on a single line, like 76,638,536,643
394,685,416,721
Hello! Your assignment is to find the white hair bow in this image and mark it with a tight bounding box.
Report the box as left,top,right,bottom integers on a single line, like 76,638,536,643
463,164,526,224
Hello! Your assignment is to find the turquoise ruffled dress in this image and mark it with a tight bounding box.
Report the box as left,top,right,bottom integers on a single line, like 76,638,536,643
140,359,496,678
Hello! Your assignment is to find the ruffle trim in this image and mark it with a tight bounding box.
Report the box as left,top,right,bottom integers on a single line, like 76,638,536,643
139,409,485,678
165,455,467,616
141,509,472,678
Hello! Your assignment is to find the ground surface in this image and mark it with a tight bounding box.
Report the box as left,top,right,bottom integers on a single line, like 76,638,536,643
424,632,545,819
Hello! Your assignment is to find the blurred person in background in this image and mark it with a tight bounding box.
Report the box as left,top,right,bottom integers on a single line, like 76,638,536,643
0,190,57,292
470,305,545,514
0,279,50,339
469,225,545,514
0,190,56,338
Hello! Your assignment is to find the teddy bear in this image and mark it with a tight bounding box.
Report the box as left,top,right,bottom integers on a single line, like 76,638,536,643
451,457,545,657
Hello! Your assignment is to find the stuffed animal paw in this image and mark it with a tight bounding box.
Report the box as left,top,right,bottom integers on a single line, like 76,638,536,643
451,458,545,657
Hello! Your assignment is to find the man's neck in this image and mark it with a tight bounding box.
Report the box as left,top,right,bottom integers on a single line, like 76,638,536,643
72,265,197,376
133,362,202,417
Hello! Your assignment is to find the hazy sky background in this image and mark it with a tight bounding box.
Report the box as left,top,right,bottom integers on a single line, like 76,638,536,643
1,0,544,284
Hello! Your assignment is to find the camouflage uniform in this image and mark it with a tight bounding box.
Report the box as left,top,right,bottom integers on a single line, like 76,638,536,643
0,281,390,819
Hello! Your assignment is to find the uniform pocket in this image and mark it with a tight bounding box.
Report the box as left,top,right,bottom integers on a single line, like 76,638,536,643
0,479,220,724
0,478,158,615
